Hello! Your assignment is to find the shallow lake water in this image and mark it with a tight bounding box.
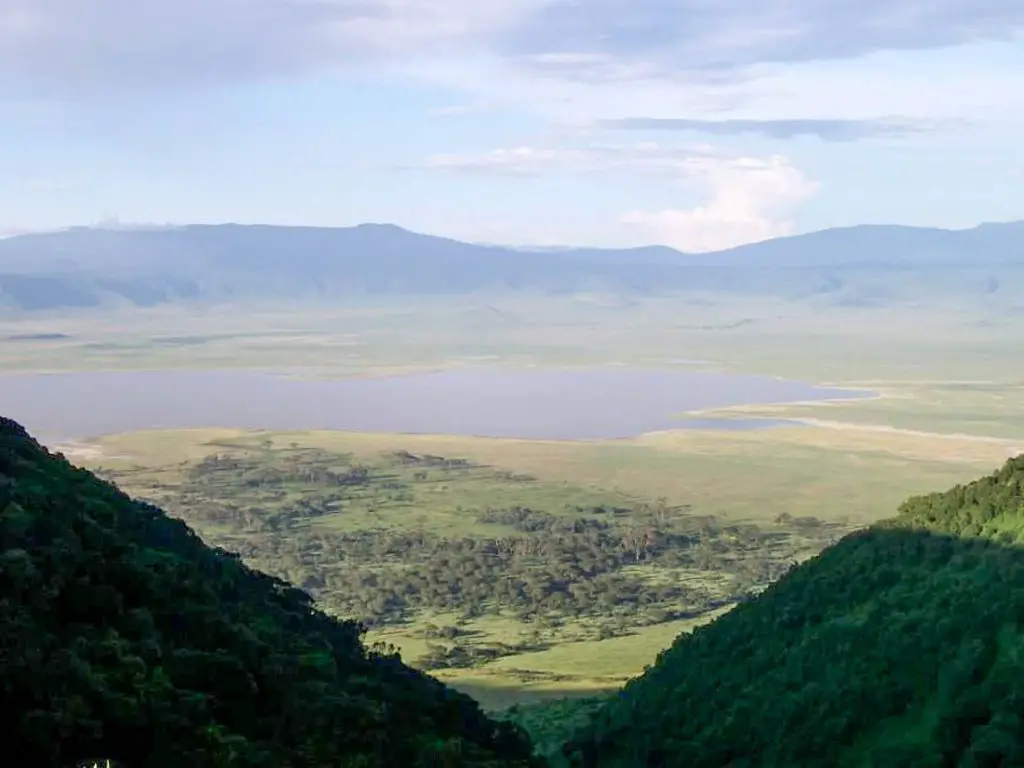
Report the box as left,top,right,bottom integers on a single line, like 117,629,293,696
0,367,867,441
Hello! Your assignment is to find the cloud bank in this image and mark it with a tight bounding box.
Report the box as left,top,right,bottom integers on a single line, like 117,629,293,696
620,155,819,250
598,117,942,141
499,0,1024,81
417,142,818,250
2,0,1022,94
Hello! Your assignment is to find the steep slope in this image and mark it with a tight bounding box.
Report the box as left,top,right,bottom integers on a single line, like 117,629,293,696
0,220,1021,310
564,456,1024,767
0,417,541,767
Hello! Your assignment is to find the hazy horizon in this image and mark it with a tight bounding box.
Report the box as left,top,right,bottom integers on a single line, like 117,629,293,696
3,2,1023,252
3,215,1023,252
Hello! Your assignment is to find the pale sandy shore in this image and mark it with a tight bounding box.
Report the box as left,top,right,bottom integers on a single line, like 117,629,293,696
792,417,1023,450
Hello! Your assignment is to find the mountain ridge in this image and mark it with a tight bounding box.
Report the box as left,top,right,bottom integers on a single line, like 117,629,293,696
8,217,1024,259
0,219,1021,311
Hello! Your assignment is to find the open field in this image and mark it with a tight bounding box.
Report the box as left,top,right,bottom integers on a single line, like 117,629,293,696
2,296,1023,382
684,379,1024,442
80,418,1019,528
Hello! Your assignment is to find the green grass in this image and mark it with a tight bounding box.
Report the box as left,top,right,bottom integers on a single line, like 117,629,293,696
2,296,1022,382
88,430,638,536
463,610,730,680
81,422,1010,531
689,380,1024,441
420,608,731,712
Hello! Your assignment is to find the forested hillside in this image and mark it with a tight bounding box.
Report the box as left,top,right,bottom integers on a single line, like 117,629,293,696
884,456,1024,542
0,417,540,767
563,456,1024,766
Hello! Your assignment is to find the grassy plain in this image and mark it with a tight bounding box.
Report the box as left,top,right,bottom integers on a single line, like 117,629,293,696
7,295,1024,713
0,295,1020,380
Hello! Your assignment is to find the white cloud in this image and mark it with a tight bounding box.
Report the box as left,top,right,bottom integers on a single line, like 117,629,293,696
497,1,1024,81
0,2,1020,180
599,116,941,141
0,0,542,95
421,146,593,175
620,155,819,251
419,141,722,176
410,37,1024,131
1,1,1018,249
2,0,1022,106
415,142,819,250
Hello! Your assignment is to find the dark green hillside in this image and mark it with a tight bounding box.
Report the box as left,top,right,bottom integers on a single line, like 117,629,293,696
564,456,1024,767
0,417,540,767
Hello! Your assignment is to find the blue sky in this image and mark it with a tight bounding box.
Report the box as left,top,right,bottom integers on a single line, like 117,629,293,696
1,1,1023,251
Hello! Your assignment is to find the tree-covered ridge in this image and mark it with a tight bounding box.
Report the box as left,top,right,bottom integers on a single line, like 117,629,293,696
886,454,1024,541
0,418,540,767
563,454,1024,767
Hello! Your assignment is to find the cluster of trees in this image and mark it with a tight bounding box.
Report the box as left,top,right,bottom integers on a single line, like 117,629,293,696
0,418,540,767
561,455,1024,766
97,445,834,654
413,623,556,671
321,523,723,629
887,455,1024,541
389,450,475,470
188,451,372,490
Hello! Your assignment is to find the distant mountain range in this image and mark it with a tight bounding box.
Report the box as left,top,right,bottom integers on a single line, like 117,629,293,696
0,220,1021,312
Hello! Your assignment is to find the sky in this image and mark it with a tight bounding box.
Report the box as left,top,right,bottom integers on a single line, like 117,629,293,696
1,1,1023,251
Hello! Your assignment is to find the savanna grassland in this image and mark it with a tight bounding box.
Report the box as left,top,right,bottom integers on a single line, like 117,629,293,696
68,429,824,707
1,294,1021,382
64,413,1019,710
6,295,1024,716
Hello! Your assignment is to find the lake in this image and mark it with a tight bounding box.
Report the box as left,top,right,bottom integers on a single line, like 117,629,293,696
0,367,868,441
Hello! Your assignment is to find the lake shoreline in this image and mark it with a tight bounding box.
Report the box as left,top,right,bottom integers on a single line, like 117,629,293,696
5,365,871,443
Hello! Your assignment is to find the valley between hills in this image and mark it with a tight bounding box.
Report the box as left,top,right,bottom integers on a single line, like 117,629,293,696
2,224,1024,764
4,297,1010,766
4,409,1024,765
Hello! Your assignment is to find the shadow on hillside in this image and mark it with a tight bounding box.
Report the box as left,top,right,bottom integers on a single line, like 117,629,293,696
564,523,1024,767
445,679,618,712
